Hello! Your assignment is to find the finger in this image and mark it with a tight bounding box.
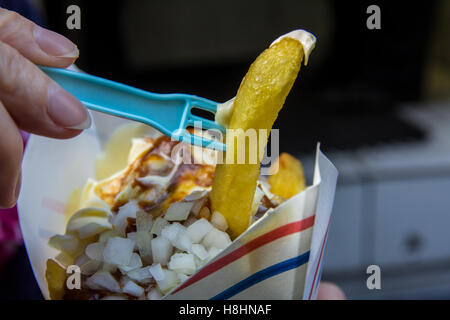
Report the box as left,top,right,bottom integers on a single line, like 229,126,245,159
0,100,23,209
316,282,346,300
0,41,90,138
0,8,78,67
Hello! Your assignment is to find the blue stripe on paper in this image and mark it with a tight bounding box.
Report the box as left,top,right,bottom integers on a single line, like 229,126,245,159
210,251,310,300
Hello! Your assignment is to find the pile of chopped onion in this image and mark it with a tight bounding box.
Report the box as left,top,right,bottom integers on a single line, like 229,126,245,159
49,185,248,299
48,134,274,300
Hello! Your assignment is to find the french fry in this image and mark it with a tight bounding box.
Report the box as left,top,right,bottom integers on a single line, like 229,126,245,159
268,152,306,199
45,259,66,300
210,37,306,239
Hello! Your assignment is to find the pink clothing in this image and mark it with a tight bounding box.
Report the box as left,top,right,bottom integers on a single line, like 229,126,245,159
0,206,23,270
0,131,29,270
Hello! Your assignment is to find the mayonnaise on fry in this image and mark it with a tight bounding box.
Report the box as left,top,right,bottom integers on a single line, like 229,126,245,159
215,29,316,128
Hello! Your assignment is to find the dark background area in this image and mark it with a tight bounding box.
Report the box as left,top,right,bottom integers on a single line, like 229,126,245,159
43,0,435,155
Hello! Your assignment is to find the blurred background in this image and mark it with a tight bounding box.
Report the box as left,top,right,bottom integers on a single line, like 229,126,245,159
1,0,450,299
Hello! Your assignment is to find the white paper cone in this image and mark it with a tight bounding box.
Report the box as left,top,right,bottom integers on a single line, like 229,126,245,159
18,112,338,300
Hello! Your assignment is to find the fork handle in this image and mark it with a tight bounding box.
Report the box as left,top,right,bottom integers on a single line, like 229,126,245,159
42,66,194,137
42,67,226,151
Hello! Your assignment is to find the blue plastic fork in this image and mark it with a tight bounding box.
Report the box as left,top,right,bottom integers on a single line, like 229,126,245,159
41,66,226,151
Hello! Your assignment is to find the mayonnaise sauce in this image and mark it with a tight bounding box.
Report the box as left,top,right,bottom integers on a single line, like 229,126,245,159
215,29,316,128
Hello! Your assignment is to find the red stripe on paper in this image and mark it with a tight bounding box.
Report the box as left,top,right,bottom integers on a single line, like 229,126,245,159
172,214,315,294
308,221,330,300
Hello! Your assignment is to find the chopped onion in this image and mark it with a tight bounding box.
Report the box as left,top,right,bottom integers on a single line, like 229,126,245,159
156,269,178,293
118,253,143,274
202,228,231,250
210,211,228,231
168,253,196,275
103,237,135,266
191,198,206,216
151,236,173,265
126,232,137,241
85,271,121,293
122,280,144,297
85,242,105,261
174,231,192,251
120,275,131,287
48,234,80,255
161,223,186,244
136,211,153,264
73,254,101,276
164,201,194,221
112,201,139,236
190,243,209,260
186,218,213,243
126,232,137,250
259,180,279,204
150,217,169,236
193,256,204,268
102,262,118,273
126,266,153,283
207,247,222,262
147,287,163,300
148,263,165,281
79,259,102,275
74,253,89,266
177,272,189,283
251,187,265,215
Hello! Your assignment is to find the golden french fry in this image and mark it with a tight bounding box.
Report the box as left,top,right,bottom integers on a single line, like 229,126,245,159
45,259,66,300
210,37,305,239
268,152,306,199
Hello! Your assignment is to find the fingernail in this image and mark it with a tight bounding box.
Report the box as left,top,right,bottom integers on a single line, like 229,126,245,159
47,84,91,129
34,25,79,58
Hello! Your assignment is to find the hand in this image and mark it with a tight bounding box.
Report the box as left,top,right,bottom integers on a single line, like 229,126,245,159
317,281,346,300
0,9,90,209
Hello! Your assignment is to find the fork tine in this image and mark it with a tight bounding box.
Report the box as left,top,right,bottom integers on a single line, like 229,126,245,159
187,115,225,133
180,131,226,152
189,97,218,113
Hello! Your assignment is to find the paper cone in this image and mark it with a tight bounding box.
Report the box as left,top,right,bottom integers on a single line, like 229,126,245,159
18,112,338,300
